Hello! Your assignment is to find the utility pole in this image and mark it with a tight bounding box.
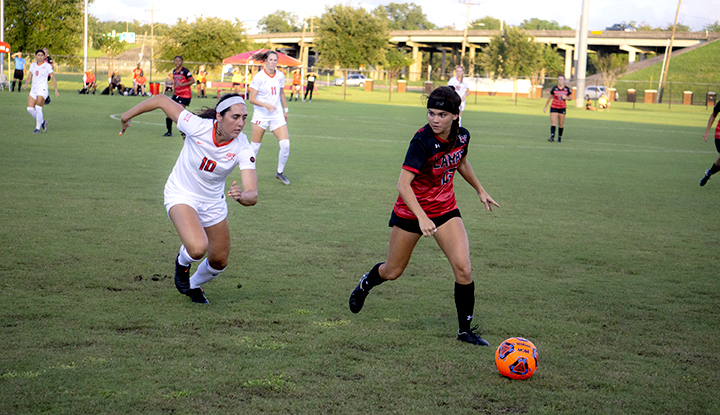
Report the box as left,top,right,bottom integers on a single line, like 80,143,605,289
145,7,157,83
575,0,589,108
658,0,681,103
1,0,5,79
83,0,88,72
459,0,480,69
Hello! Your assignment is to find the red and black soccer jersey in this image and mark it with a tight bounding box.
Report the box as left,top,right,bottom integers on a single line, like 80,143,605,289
393,125,470,219
173,67,194,99
714,101,720,140
550,85,571,109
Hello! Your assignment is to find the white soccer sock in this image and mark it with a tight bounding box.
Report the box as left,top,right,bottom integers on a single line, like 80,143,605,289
27,107,37,119
189,259,224,289
278,139,290,174
178,245,199,267
34,105,44,130
250,141,262,155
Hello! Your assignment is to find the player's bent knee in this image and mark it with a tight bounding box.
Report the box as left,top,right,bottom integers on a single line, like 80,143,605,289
185,245,208,260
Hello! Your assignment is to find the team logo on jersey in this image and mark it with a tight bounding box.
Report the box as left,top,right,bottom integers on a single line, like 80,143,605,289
459,134,468,144
250,156,255,163
224,152,237,161
435,143,441,149
183,113,192,122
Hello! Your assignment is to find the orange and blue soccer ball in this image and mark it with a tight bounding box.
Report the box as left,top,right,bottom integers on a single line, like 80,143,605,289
495,337,538,380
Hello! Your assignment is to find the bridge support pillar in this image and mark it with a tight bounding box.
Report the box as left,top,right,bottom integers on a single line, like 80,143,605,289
410,45,422,82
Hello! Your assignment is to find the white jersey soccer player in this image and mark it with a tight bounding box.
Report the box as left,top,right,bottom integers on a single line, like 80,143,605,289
24,49,58,134
28,61,53,99
165,109,256,208
247,50,292,185
447,76,470,111
249,69,286,122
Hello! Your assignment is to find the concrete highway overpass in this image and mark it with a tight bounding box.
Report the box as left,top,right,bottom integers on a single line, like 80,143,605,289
249,30,720,81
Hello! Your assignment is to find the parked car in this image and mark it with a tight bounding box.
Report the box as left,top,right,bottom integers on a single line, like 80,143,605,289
584,85,619,101
334,73,367,87
606,23,636,31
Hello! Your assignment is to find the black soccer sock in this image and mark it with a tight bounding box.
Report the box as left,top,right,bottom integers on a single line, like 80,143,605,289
550,126,556,138
362,262,386,291
559,127,564,138
455,281,475,333
166,118,173,134
709,162,720,175
11,81,15,92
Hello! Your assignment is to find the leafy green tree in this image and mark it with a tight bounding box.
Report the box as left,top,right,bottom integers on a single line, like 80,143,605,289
158,16,249,70
257,10,300,33
315,5,388,68
373,3,436,30
662,22,692,32
589,53,628,91
704,21,720,32
4,0,85,55
384,48,415,100
481,27,559,97
470,16,502,30
519,18,572,31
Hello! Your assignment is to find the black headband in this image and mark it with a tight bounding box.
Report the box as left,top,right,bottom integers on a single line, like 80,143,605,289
427,98,459,114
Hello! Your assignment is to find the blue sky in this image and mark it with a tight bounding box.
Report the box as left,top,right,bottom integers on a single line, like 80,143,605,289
90,0,718,33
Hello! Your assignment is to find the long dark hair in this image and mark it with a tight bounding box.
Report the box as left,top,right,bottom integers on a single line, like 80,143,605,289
194,93,245,119
251,50,278,63
426,86,462,152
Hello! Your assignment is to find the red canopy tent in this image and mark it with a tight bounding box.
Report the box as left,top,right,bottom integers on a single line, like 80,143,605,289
0,42,10,88
223,49,302,66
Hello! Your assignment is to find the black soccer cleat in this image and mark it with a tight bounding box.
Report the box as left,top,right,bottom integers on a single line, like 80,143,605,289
163,131,173,137
42,121,48,132
186,287,209,304
45,97,51,105
558,137,562,143
349,273,370,313
547,137,554,142
700,169,711,187
457,326,490,346
174,255,190,294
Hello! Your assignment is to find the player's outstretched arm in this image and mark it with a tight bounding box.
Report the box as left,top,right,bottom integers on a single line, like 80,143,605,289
120,95,184,135
457,157,499,212
543,95,552,113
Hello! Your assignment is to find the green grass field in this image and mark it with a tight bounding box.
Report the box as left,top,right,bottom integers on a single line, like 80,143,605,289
1,81,719,414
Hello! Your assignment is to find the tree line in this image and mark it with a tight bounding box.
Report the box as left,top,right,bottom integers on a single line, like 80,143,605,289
4,1,718,81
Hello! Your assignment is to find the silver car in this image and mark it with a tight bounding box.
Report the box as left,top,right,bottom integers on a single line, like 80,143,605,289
584,85,619,101
334,73,367,87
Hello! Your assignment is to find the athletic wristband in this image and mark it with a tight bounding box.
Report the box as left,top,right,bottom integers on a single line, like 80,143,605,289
284,108,289,113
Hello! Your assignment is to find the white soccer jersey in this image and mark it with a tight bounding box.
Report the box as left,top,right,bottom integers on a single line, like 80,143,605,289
164,110,256,203
448,76,470,101
29,61,53,90
249,69,285,121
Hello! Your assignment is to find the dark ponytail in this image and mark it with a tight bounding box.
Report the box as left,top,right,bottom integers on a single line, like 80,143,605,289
194,93,244,119
251,50,278,63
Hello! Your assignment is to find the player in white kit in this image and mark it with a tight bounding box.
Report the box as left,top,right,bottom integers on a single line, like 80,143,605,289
120,93,258,304
23,49,59,134
447,65,470,127
248,50,292,185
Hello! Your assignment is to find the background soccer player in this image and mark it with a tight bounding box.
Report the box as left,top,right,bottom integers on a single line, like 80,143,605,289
24,49,59,133
447,65,470,127
349,86,499,347
543,74,572,142
247,50,292,185
164,56,195,137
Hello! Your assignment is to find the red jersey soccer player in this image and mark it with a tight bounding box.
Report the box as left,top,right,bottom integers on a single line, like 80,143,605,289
699,101,720,186
543,74,572,142
164,56,195,137
349,86,499,347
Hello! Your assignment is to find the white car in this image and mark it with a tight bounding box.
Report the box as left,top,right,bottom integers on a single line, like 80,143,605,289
584,85,619,101
334,73,367,87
